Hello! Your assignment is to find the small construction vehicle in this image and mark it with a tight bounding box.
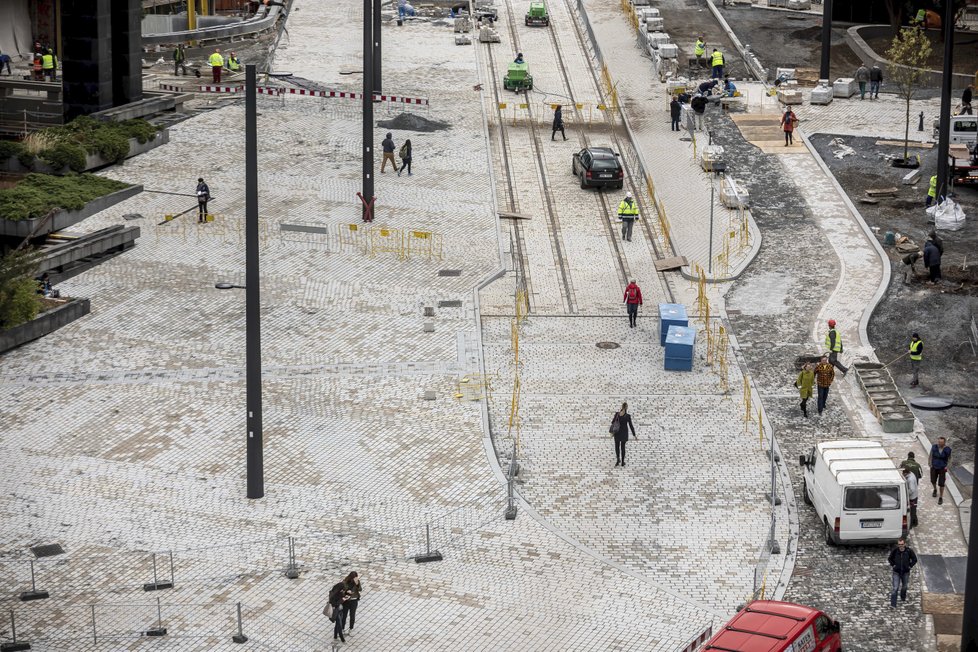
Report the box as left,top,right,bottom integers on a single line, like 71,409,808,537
525,2,549,26
504,62,533,92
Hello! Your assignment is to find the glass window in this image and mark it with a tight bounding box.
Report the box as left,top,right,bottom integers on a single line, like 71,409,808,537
591,159,620,171
815,615,832,639
954,120,978,133
844,485,901,510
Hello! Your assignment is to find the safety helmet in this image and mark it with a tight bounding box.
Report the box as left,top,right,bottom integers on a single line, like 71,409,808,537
827,319,836,327
625,191,633,199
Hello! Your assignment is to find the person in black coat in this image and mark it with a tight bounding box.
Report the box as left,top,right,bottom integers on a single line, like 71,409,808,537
609,402,637,467
670,97,682,132
552,105,566,141
923,238,942,284
196,178,210,223
962,85,973,115
888,539,917,607
329,581,351,642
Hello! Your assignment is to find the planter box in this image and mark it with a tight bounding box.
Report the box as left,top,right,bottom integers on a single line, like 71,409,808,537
1,129,169,175
0,185,143,238
0,298,91,354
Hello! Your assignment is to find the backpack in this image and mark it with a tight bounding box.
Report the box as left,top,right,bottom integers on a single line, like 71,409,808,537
609,413,620,435
399,143,409,160
626,286,638,302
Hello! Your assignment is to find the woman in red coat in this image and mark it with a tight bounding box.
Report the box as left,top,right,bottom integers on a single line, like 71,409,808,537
780,108,798,146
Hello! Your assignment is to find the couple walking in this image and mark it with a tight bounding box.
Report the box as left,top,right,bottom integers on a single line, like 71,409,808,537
325,571,363,643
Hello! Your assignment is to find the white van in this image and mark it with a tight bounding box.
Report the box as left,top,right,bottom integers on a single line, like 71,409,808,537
932,115,978,145
799,440,907,546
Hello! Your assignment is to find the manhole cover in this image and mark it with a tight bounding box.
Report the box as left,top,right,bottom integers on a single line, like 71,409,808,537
596,342,620,349
438,269,462,277
31,543,65,558
438,300,463,308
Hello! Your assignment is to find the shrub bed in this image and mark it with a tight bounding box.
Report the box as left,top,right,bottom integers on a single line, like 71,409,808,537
6,116,162,172
0,173,130,221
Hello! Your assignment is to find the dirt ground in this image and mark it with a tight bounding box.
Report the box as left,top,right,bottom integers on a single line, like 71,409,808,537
810,133,978,491
650,0,748,80
865,29,978,77
718,6,863,82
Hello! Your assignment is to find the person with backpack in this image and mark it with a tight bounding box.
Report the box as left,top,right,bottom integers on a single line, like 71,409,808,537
609,401,637,467
327,580,352,642
397,139,412,176
196,177,210,223
623,279,642,328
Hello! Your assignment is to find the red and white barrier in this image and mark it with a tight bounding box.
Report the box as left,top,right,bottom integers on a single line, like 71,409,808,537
678,626,713,652
181,82,429,106
199,85,240,93
158,83,183,92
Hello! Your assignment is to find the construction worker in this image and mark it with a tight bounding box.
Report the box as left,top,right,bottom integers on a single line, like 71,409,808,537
912,7,927,27
32,52,43,81
41,49,55,80
710,48,724,79
825,319,848,377
514,52,524,64
925,175,937,207
208,48,224,84
0,50,11,75
226,52,241,73
909,332,923,386
694,36,706,67
173,44,187,76
617,191,639,242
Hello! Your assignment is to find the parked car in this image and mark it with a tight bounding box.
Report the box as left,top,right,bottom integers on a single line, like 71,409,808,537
703,600,842,652
800,440,907,546
572,146,623,189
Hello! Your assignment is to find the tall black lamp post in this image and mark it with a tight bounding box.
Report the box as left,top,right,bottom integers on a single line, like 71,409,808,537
909,396,977,652
215,63,264,500
936,0,956,202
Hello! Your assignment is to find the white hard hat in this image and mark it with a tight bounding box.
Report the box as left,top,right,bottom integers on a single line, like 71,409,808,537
625,191,633,198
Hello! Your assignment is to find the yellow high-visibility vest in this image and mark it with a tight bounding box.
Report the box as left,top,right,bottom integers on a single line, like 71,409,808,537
41,53,54,70
909,339,923,361
209,53,224,67
694,40,705,57
825,328,842,353
711,51,724,67
617,199,638,217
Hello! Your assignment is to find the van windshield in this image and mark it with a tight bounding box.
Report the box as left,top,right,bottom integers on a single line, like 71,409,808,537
844,486,901,510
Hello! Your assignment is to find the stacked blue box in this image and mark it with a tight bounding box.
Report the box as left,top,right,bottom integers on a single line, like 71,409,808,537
658,303,689,346
664,325,696,371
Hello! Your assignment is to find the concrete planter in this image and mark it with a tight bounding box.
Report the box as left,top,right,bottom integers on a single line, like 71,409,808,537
0,130,169,175
0,298,91,354
846,25,974,91
0,185,143,238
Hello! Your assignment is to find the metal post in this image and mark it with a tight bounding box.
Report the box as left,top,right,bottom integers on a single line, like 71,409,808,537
145,596,166,636
961,408,978,651
505,441,518,520
414,519,443,563
819,0,833,81
285,537,299,579
168,551,175,586
362,0,375,220
232,602,248,643
708,183,715,275
936,1,956,203
245,64,265,500
373,0,382,94
152,553,158,585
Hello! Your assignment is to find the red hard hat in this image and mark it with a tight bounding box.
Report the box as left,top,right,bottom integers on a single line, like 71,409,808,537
828,319,836,327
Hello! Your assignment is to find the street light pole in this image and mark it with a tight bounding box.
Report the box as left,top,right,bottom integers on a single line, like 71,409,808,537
909,396,978,651
362,0,375,220
936,0,956,202
818,0,833,81
244,64,264,500
373,0,382,94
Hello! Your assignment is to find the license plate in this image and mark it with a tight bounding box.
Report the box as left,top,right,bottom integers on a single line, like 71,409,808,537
599,174,612,178
969,170,978,177
860,521,883,528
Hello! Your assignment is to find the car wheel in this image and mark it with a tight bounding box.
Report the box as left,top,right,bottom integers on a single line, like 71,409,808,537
803,479,813,506
525,17,529,25
580,174,587,189
824,520,836,546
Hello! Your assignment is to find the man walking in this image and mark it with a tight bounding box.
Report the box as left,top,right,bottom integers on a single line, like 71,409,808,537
551,105,566,141
196,177,210,223
710,48,724,79
623,279,642,328
208,48,224,83
908,332,923,386
923,236,942,284
888,539,917,607
824,319,848,376
380,133,399,173
855,64,870,100
900,451,923,481
903,467,919,528
930,436,951,505
173,44,187,76
670,96,682,132
814,355,835,415
869,65,883,99
617,192,639,242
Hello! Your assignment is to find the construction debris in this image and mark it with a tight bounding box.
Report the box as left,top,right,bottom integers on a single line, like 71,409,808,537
378,113,451,132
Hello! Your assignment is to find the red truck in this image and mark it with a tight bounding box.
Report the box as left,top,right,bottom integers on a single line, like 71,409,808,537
701,601,842,652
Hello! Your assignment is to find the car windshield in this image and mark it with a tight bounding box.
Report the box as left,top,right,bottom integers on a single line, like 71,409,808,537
591,159,619,170
844,485,901,510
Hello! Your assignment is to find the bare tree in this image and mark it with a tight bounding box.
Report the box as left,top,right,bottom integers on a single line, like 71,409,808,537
886,27,933,163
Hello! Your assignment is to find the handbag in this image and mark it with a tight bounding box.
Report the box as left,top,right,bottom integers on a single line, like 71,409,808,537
609,413,621,435
323,602,335,621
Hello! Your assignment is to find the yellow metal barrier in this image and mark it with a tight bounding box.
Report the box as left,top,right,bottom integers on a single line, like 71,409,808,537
337,223,365,253
368,225,405,259
406,229,444,261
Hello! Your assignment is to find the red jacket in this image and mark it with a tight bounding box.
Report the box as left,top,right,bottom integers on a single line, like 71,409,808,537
623,283,643,305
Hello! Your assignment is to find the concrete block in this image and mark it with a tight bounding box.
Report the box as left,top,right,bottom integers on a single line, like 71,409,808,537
903,169,921,185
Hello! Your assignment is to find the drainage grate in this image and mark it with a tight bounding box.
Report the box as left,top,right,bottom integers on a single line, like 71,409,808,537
596,342,620,349
438,300,463,308
438,269,462,277
31,543,65,558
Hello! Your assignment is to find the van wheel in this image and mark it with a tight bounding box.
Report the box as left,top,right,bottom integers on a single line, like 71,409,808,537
824,520,836,546
802,479,812,506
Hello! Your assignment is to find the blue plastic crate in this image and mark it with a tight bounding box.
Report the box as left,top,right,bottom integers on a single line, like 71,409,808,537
658,303,688,346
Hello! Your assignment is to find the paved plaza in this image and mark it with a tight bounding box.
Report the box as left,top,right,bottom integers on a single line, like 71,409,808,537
0,0,973,650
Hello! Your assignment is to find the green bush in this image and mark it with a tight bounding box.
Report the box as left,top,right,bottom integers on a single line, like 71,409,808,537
117,119,161,145
39,141,87,172
17,151,35,169
0,173,130,221
0,140,26,161
90,130,130,162
0,249,41,330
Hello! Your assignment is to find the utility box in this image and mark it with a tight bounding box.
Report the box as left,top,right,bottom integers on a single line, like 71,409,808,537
664,325,696,371
646,31,670,49
810,80,833,105
658,303,688,346
833,77,857,98
659,43,678,59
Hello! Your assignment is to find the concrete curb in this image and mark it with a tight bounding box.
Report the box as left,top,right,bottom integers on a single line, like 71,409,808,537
142,5,286,46
845,25,973,90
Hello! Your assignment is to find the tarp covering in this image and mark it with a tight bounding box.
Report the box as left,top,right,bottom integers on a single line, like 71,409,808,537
0,0,33,61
